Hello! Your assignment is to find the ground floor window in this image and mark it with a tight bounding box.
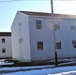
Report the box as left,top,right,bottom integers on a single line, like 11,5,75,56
37,41,43,50
2,48,6,53
72,40,76,48
56,41,61,49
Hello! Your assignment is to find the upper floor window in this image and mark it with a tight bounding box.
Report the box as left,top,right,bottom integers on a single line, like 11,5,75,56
71,26,76,30
56,41,61,49
2,38,5,43
37,41,43,50
36,20,42,29
72,40,76,48
55,24,60,30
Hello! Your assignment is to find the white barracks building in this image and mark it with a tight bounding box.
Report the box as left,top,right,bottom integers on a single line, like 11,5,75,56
11,11,76,62
0,32,12,58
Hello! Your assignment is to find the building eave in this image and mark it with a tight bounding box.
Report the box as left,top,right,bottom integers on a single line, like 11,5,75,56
19,11,76,19
0,32,11,36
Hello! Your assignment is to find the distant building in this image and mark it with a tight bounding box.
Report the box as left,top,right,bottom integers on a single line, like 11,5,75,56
11,11,76,62
0,32,12,58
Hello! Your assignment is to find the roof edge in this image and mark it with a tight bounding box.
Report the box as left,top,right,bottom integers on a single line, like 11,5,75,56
0,32,11,36
19,11,76,18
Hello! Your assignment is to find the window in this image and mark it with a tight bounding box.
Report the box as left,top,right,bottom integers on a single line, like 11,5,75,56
37,41,43,50
55,24,60,30
2,48,6,53
2,38,5,43
72,40,76,48
36,20,42,29
71,26,76,30
56,42,61,49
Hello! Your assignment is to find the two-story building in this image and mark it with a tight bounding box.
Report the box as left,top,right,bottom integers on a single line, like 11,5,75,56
11,11,76,62
0,32,12,58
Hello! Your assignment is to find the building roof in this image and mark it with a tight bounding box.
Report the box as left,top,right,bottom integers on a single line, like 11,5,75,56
0,32,11,36
20,11,51,16
20,11,76,19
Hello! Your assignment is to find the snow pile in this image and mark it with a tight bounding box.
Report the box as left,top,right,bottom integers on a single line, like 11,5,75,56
50,71,76,75
0,62,13,65
0,59,14,66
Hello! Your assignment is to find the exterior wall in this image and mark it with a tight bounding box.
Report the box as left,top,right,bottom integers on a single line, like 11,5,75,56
11,12,31,62
11,11,76,62
29,16,55,61
0,36,12,58
29,15,76,61
55,18,76,58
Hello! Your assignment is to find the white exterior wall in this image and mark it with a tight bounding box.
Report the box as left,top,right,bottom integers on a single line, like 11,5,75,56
11,12,31,62
11,11,76,62
29,16,55,61
29,16,76,61
55,18,76,58
0,37,12,58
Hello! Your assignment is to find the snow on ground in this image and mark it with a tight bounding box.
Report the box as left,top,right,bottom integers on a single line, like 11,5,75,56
1,58,76,75
0,59,14,66
50,71,76,75
0,65,54,71
1,66,76,75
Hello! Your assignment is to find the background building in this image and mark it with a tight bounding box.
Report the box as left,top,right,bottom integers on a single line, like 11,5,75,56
11,11,76,62
0,32,12,58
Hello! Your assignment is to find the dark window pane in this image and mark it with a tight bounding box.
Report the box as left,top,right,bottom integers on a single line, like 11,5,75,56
72,40,76,48
56,42,61,49
37,41,43,50
55,24,60,30
2,38,5,43
2,48,6,53
36,20,42,29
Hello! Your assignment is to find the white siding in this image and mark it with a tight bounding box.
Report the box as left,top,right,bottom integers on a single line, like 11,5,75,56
55,18,76,58
0,37,12,58
29,16,55,61
29,16,76,61
11,12,31,62
11,11,76,62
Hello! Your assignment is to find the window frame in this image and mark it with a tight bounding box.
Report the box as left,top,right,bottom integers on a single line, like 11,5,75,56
71,25,76,30
55,24,60,30
37,41,43,50
2,38,5,43
56,41,61,49
2,48,6,53
72,40,76,48
36,20,42,29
